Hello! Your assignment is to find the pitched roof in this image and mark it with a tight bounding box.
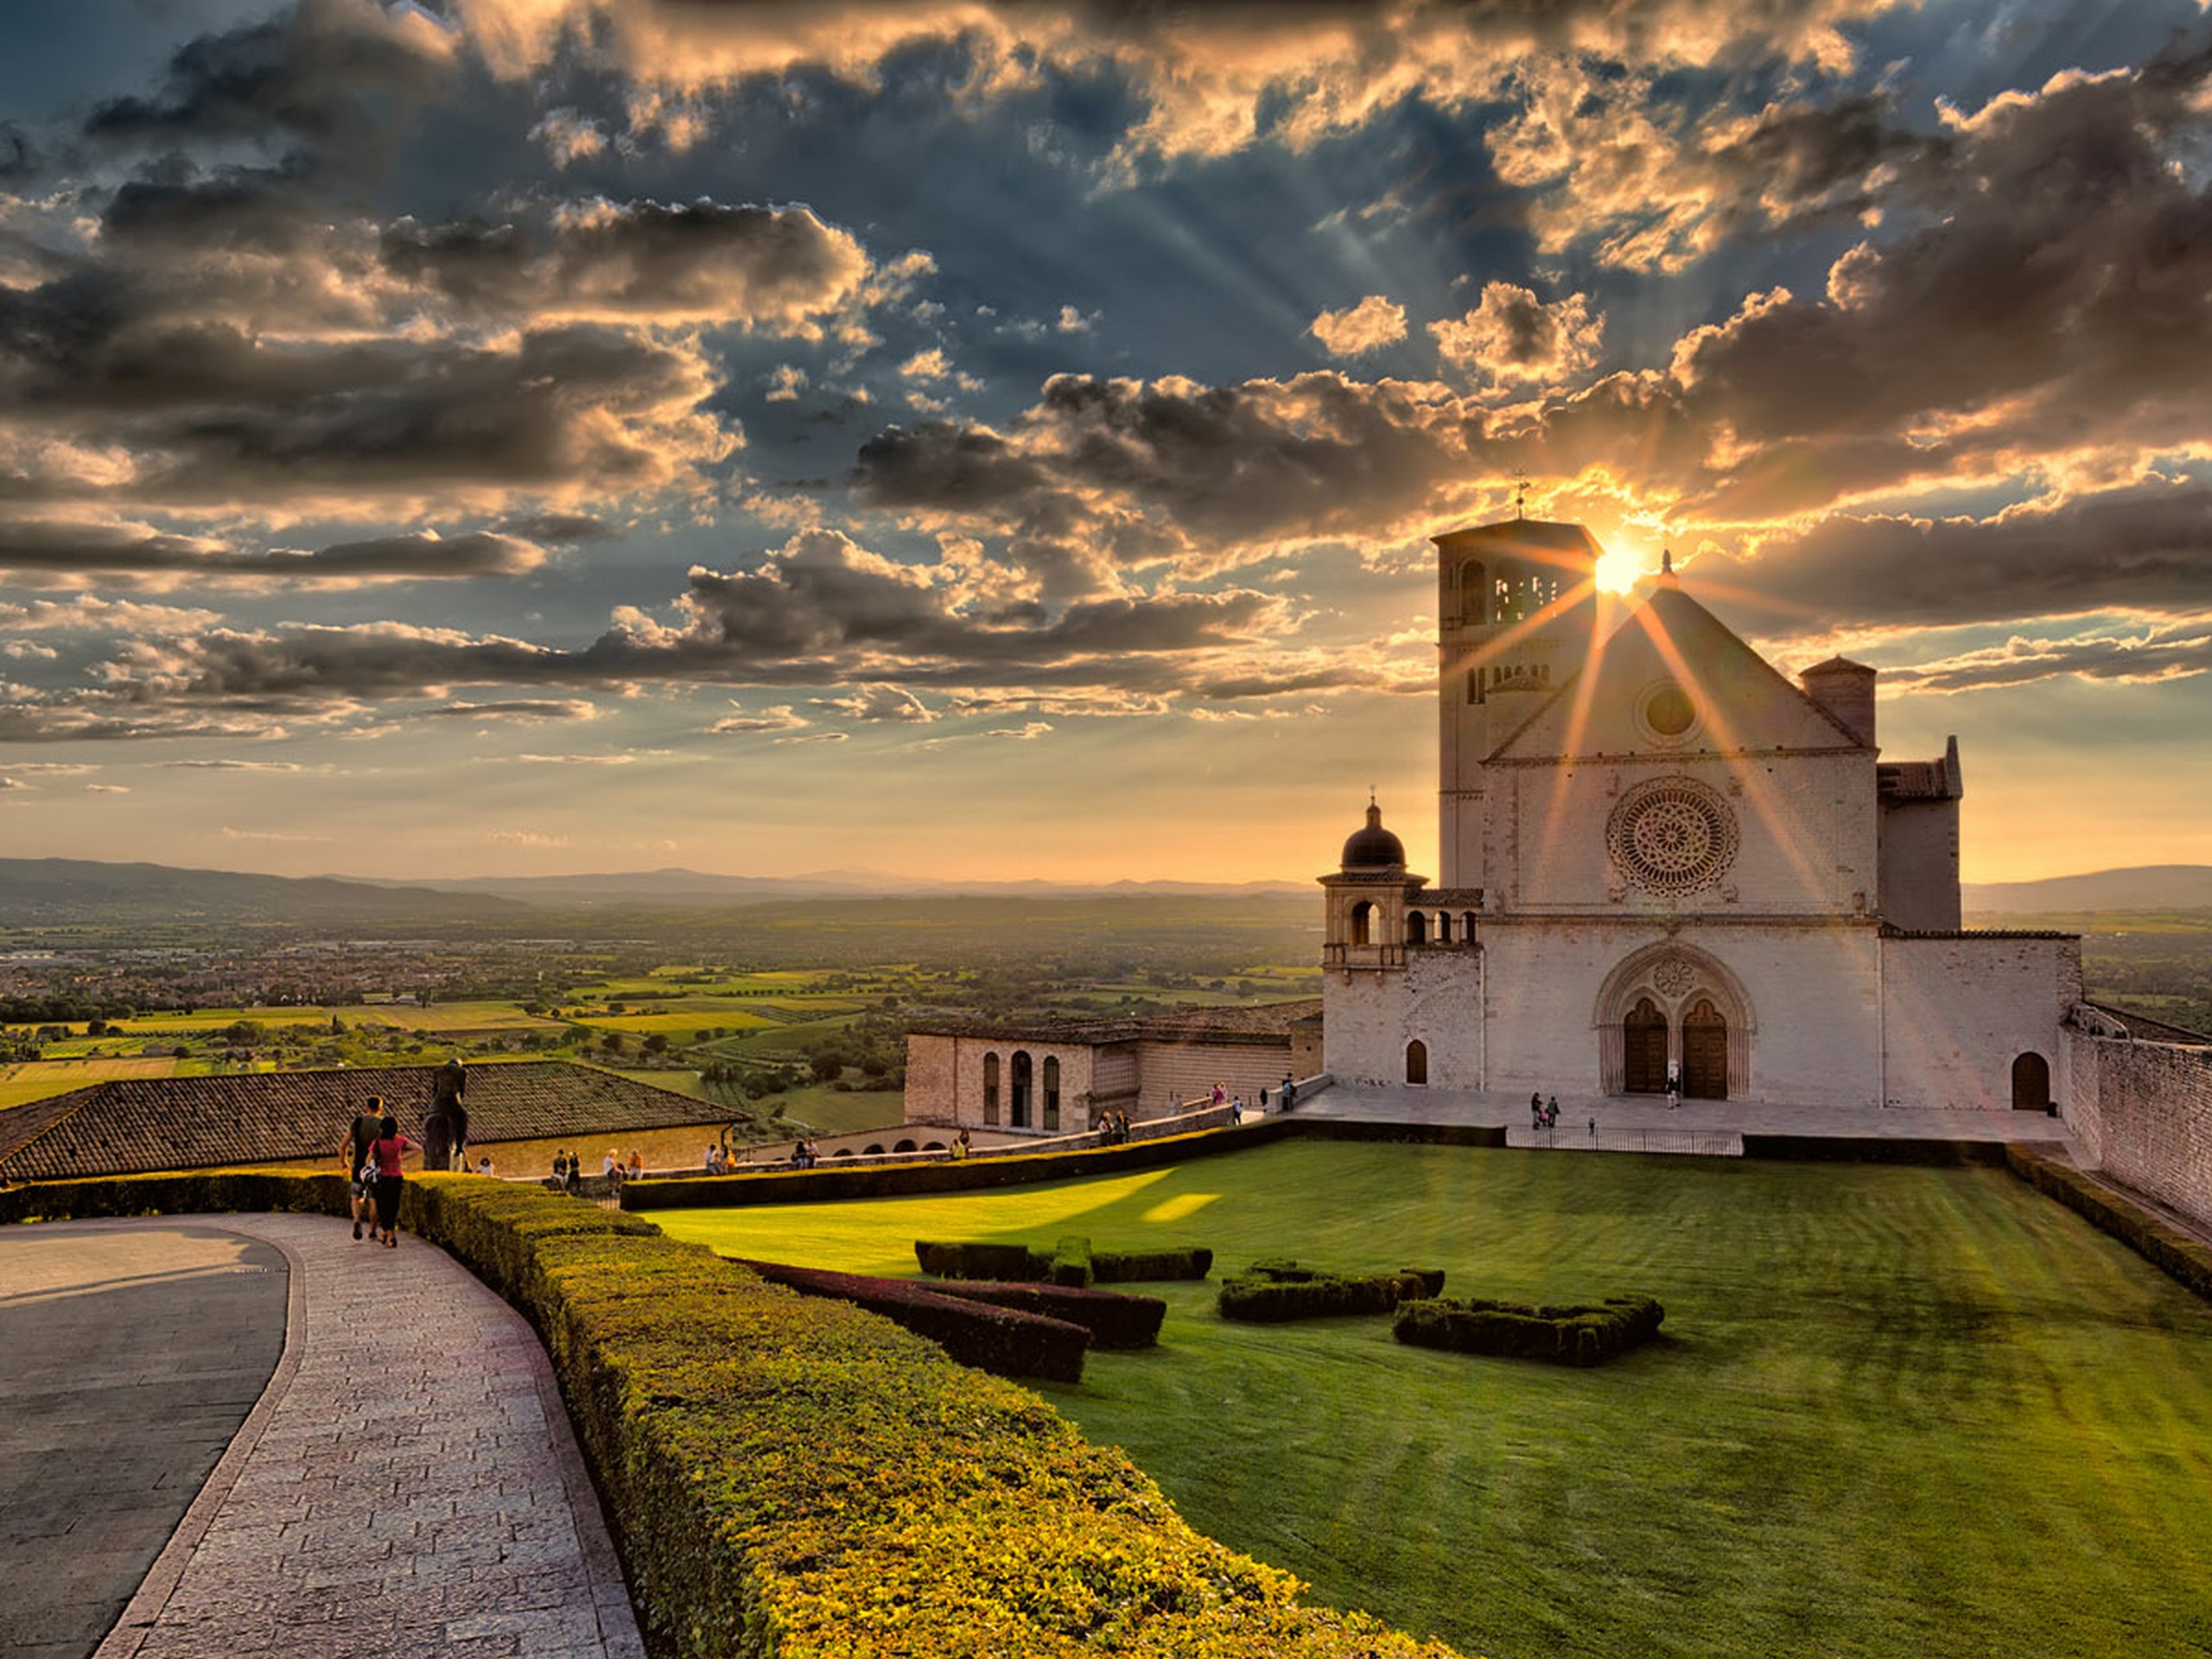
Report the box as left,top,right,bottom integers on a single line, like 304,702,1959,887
0,1060,729,1182
1490,583,1868,762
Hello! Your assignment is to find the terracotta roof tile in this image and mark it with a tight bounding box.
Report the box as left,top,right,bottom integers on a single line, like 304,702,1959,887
0,1060,728,1181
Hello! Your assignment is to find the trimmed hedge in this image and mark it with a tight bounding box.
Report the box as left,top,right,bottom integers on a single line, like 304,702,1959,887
730,1257,1091,1383
1740,1134,2018,1166
929,1281,1167,1350
2007,1146,2212,1302
1052,1234,1094,1288
1393,1294,1665,1367
1217,1260,1445,1323
5,1170,1469,1659
914,1238,1052,1280
916,1238,1214,1284
1095,1245,1214,1284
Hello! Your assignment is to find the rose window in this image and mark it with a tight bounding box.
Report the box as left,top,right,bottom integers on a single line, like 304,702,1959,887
1606,779,1739,895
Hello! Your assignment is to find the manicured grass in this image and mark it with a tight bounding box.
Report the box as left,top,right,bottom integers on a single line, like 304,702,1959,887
656,1141,2212,1659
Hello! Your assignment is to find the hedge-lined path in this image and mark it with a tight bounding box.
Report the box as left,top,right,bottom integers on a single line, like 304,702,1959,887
4,1212,643,1659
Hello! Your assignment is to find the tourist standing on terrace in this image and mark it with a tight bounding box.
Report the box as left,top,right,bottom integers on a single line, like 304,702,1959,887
423,1057,467,1171
367,1111,415,1249
340,1094,385,1243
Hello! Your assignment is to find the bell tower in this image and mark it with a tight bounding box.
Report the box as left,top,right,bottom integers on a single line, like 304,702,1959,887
1434,514,1604,888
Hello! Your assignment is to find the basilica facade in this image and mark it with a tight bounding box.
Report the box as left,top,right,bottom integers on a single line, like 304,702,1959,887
1321,516,2081,1112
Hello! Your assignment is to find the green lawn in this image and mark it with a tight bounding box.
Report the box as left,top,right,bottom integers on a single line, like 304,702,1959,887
655,1141,2212,1659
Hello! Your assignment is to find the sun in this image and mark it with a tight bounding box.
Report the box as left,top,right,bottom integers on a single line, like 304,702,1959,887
1594,545,1646,594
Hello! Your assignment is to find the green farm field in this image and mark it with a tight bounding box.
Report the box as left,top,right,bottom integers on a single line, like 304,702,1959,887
656,1141,2212,1659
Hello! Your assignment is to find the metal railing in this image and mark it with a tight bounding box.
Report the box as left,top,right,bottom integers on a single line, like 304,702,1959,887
1516,1126,1743,1158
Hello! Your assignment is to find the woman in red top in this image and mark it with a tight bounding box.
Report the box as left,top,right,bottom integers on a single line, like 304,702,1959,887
368,1112,416,1249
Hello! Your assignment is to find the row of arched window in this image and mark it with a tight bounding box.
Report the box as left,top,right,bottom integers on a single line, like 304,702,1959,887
1345,901,1478,948
1448,561,1562,626
980,1049,1061,1130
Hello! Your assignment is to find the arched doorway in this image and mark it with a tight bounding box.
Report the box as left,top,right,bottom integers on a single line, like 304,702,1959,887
982,1052,1000,1126
1405,1039,1428,1085
1010,1051,1033,1128
1043,1056,1061,1130
1405,911,1427,945
1682,999,1728,1099
1624,997,1668,1093
2012,1052,2051,1112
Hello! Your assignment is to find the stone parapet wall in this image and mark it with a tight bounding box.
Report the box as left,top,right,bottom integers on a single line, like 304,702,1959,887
2063,1029,2212,1234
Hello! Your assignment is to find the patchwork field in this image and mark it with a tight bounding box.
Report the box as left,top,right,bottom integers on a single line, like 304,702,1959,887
656,1141,2212,1659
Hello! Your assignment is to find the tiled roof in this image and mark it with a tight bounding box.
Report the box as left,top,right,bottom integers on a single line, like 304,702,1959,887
911,998,1320,1046
0,1060,729,1181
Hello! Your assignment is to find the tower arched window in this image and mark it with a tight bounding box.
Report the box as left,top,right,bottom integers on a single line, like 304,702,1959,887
1465,561,1485,623
1350,900,1373,947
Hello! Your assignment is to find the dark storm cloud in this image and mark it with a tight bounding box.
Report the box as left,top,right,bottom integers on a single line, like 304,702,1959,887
851,423,1053,510
84,0,450,158
101,166,344,254
52,529,1292,726
848,372,1482,586
1703,481,2212,633
0,290,725,504
1670,40,2212,502
499,512,620,544
0,520,550,581
380,199,869,325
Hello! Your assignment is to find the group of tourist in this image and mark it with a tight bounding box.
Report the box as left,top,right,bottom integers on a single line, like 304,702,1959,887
337,1058,476,1249
1098,1110,1135,1144
789,1139,823,1168
1528,1092,1563,1130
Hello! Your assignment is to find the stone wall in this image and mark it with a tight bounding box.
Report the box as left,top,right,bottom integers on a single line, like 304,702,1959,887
2062,1028,2212,1233
1878,933,2080,1111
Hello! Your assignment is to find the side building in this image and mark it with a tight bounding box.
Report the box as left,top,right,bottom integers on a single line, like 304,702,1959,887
902,1001,1322,1135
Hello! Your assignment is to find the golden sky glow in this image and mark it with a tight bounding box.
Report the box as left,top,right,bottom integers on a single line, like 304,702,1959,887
0,1,2206,887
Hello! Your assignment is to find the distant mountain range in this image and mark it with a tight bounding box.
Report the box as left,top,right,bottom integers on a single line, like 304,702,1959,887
1961,865,2212,914
387,868,1310,904
2,856,2203,929
0,858,527,925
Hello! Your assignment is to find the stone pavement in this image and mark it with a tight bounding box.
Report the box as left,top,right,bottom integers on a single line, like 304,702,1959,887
1296,1079,2088,1156
1,1226,288,1659
2,1212,643,1659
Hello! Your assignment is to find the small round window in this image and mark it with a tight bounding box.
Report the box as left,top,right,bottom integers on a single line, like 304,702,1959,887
1639,680,1697,741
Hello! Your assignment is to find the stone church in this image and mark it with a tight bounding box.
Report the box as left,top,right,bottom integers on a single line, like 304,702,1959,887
1323,514,2079,1111
904,512,2082,1131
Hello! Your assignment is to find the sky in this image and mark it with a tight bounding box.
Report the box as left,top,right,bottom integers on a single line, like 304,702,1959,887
2,0,2209,887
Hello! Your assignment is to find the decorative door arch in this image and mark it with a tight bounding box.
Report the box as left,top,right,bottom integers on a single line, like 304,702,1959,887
1405,1039,1428,1086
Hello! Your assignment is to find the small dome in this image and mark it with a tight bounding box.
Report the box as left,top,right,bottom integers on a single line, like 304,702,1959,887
1341,801,1405,869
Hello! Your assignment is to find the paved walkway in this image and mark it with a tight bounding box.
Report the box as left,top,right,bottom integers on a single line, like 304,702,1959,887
1297,1080,2088,1156
2,1213,642,1659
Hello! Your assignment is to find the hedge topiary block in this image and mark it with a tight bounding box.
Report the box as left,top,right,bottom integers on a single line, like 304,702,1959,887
1217,1261,1443,1323
1392,1294,1665,1366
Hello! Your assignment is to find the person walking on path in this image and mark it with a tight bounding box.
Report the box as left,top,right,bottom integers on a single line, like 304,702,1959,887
340,1095,386,1242
367,1111,416,1249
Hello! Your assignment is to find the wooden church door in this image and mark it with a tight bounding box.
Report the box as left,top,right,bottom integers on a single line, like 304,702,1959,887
1624,997,1668,1093
1682,999,1728,1099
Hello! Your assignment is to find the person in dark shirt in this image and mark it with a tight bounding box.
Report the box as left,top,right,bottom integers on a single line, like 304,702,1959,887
340,1095,386,1242
423,1057,468,1171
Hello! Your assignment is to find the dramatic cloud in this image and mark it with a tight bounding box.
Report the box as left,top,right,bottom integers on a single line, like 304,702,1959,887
380,199,873,331
1431,283,1603,388
1702,480,2212,633
1311,296,1408,357
0,521,552,586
